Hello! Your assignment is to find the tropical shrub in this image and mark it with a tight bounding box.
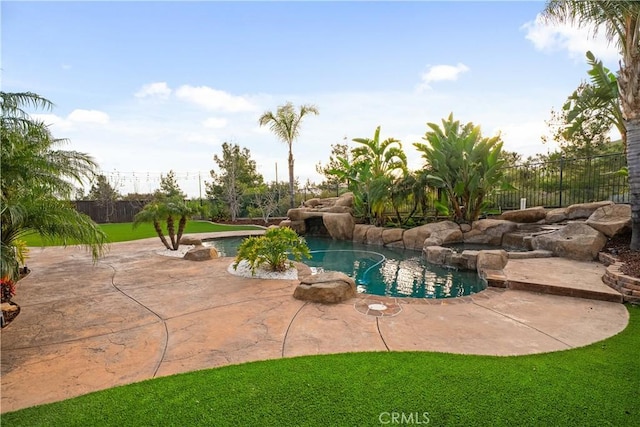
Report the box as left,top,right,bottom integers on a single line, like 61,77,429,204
233,227,311,274
1,91,107,281
414,113,509,223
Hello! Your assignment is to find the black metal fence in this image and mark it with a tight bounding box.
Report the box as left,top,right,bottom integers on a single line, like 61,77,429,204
488,153,628,210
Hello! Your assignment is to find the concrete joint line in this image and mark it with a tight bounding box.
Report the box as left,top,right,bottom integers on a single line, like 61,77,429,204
105,263,169,378
376,318,391,351
472,300,573,349
281,302,309,357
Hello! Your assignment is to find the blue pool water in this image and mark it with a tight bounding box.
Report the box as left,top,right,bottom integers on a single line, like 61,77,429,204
204,236,486,299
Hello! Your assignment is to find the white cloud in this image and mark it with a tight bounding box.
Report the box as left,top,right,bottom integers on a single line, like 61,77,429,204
522,14,620,62
202,117,228,129
30,113,74,131
135,82,172,99
68,109,110,124
175,85,257,112
417,63,470,91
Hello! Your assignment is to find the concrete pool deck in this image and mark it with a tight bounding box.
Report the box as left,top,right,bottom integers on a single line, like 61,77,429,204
0,233,630,413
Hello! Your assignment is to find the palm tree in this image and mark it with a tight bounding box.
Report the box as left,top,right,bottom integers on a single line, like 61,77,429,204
258,102,319,209
133,197,196,251
542,2,640,248
352,126,407,225
1,92,107,281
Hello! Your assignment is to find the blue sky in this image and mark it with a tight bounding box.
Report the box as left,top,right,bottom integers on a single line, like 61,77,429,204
2,1,620,197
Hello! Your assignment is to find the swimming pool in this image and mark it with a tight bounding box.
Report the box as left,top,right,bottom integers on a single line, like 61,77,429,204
204,236,486,299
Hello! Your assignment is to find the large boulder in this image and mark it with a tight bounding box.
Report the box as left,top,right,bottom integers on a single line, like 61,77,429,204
279,219,306,235
566,201,614,220
545,208,567,223
318,206,353,214
532,222,607,261
476,250,508,274
585,204,631,237
403,221,461,251
423,246,453,265
463,219,518,245
184,246,219,261
382,228,404,246
500,206,547,223
353,224,374,244
179,236,203,246
322,213,355,240
365,227,385,246
293,271,356,303
334,192,355,207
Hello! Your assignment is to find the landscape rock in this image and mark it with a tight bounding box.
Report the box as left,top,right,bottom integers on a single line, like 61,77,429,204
353,224,374,244
585,204,631,237
463,219,517,245
382,228,404,246
280,220,306,235
293,271,356,303
303,198,322,208
334,192,355,207
532,222,607,261
365,227,385,246
500,206,547,223
545,208,567,223
423,246,453,265
476,250,508,274
184,246,219,261
179,236,203,246
322,213,355,240
403,221,461,251
566,201,614,220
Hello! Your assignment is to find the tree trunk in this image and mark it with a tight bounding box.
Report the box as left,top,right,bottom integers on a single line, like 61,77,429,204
166,215,177,250
153,220,172,250
628,118,640,250
288,149,295,209
175,216,187,250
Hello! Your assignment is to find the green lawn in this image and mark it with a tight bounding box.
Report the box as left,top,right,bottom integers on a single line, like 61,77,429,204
22,221,263,246
3,305,638,426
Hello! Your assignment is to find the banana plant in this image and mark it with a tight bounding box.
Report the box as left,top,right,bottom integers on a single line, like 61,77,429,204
563,51,626,148
414,113,509,223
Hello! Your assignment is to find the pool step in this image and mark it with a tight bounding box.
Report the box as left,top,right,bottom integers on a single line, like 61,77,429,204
501,258,624,303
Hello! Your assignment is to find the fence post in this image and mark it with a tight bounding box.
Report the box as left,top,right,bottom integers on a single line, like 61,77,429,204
559,155,564,207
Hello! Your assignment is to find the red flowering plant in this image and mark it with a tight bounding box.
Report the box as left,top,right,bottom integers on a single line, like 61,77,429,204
1,277,16,303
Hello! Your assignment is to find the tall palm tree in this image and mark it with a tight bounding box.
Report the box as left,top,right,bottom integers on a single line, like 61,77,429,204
1,92,107,280
542,1,640,248
258,102,319,209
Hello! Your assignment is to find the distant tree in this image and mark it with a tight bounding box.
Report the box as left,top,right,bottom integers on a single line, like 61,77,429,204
87,174,120,222
316,142,351,196
157,170,185,200
259,102,319,209
206,142,263,221
247,184,280,224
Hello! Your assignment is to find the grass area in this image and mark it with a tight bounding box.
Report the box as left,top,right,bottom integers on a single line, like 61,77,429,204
22,221,263,246
3,306,638,426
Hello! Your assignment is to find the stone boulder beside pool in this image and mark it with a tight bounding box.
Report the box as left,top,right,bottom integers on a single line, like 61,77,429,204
293,271,356,303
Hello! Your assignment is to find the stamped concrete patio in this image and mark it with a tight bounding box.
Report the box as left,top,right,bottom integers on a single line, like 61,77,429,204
0,233,629,413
